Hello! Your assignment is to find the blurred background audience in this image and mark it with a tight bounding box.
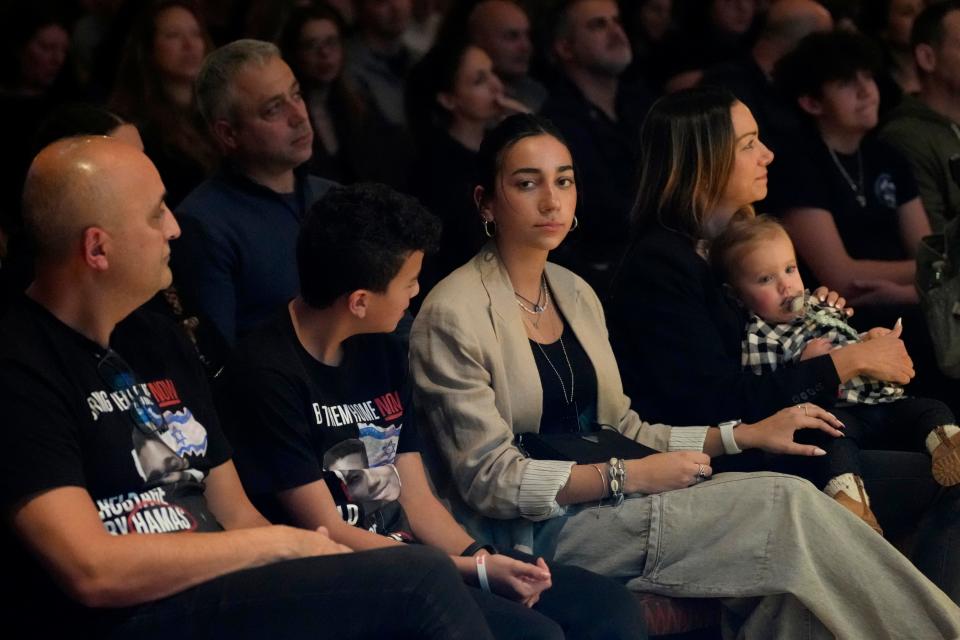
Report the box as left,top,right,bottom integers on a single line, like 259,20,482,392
279,2,411,187
0,0,957,413
110,0,217,207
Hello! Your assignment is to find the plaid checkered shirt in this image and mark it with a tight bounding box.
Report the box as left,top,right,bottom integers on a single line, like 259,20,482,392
741,295,903,405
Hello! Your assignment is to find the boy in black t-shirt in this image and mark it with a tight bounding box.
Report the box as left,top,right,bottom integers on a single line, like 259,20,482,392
0,137,498,639
769,30,930,309
223,183,645,640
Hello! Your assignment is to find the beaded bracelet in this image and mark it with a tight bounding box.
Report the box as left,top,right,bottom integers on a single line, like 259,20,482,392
608,458,625,506
616,458,626,506
618,458,626,505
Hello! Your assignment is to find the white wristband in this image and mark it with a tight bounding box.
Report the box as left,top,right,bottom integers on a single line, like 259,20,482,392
476,553,491,592
718,420,742,455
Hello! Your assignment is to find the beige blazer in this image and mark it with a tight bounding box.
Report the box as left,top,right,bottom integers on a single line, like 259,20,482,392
410,245,707,530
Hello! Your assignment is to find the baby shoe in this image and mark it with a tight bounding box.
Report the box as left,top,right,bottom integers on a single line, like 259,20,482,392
833,477,884,537
931,426,960,487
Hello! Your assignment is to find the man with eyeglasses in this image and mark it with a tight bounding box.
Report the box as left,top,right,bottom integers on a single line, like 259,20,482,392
0,136,494,638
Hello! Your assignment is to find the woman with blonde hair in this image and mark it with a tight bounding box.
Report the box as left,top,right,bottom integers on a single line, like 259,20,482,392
609,86,911,430
608,86,960,600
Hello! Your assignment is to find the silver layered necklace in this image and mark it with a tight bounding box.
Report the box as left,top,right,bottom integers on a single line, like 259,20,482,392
518,278,576,405
525,285,576,405
534,333,576,405
515,275,549,328
828,146,867,207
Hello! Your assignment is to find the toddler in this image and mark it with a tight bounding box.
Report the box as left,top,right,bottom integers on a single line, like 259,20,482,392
710,215,960,534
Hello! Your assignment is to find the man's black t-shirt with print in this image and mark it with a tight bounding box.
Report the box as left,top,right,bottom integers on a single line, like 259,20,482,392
0,296,231,628
223,310,420,537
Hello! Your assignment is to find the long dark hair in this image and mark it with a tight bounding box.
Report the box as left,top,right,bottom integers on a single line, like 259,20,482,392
631,86,745,241
405,37,478,144
109,0,216,172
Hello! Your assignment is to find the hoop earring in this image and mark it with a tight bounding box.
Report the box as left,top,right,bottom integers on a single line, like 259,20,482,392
482,219,496,238
570,216,578,231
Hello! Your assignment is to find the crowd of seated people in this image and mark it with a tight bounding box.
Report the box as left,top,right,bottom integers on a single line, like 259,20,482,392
3,0,960,637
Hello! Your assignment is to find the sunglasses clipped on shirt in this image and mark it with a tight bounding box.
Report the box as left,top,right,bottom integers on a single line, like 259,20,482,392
95,348,173,441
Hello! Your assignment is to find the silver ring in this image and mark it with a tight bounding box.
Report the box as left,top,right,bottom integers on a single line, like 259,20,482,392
696,464,705,479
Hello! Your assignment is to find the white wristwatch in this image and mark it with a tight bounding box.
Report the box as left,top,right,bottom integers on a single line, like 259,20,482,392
718,419,742,455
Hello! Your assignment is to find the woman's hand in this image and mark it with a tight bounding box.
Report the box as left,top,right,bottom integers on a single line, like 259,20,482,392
811,286,853,317
495,94,532,116
734,403,844,456
835,319,914,384
483,554,552,607
624,452,713,494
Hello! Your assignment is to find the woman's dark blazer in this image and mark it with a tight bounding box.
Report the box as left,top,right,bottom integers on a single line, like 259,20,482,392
608,225,840,425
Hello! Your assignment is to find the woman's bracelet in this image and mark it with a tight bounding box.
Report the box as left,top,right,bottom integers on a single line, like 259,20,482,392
617,458,626,505
591,463,607,517
476,553,491,592
608,458,625,506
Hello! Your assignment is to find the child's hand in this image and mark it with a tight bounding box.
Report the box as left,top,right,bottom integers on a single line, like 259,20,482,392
800,338,832,360
812,286,853,317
